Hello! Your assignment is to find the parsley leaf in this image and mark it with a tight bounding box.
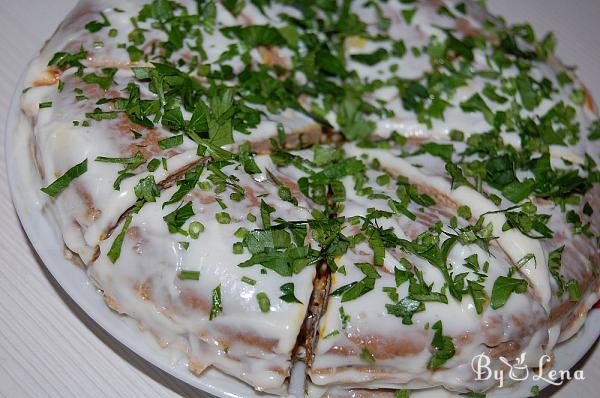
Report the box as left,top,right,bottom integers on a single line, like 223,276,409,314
158,134,184,150
460,93,493,124
395,390,410,398
359,347,376,363
516,75,539,111
221,25,284,47
467,280,487,315
330,262,381,302
86,107,118,121
588,120,600,140
427,320,455,369
279,282,302,304
163,202,194,234
48,48,87,70
41,159,88,197
350,48,389,66
107,215,132,263
95,151,145,167
490,276,528,309
385,297,425,325
134,175,160,202
83,68,117,90
206,87,236,146
337,95,376,141
420,142,454,163
502,179,535,203
209,284,222,320
84,12,110,33
239,142,261,174
163,165,203,208
260,199,275,229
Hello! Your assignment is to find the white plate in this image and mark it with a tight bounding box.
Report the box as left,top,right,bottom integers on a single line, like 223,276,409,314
5,23,600,398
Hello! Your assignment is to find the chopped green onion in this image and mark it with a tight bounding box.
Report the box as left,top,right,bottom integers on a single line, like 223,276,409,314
256,292,270,313
241,276,256,286
216,212,231,224
188,221,205,238
179,270,200,280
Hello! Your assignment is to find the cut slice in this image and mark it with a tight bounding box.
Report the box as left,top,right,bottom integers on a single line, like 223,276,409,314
308,149,548,393
88,152,322,392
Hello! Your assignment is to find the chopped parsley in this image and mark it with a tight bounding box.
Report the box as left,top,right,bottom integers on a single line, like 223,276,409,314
82,67,117,90
107,215,132,263
279,283,302,304
41,159,88,197
427,320,455,369
163,165,203,208
95,152,145,166
134,175,160,202
490,276,528,309
85,11,111,33
163,202,194,234
209,284,222,320
158,134,184,150
330,262,381,302
359,347,376,363
339,306,350,329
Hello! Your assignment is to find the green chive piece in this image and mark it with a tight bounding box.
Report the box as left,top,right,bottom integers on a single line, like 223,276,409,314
179,270,200,280
232,242,244,254
216,212,231,224
241,276,256,286
188,221,205,239
256,292,270,313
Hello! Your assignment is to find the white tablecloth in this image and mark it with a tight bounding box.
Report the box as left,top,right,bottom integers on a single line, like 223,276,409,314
0,1,598,397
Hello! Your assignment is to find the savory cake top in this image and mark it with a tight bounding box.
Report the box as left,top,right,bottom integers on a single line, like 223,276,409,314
20,0,600,396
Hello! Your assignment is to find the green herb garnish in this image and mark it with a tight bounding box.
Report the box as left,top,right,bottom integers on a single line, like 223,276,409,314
107,215,132,263
41,159,88,197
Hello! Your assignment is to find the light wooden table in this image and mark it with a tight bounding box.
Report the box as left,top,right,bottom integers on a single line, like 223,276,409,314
0,1,598,397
